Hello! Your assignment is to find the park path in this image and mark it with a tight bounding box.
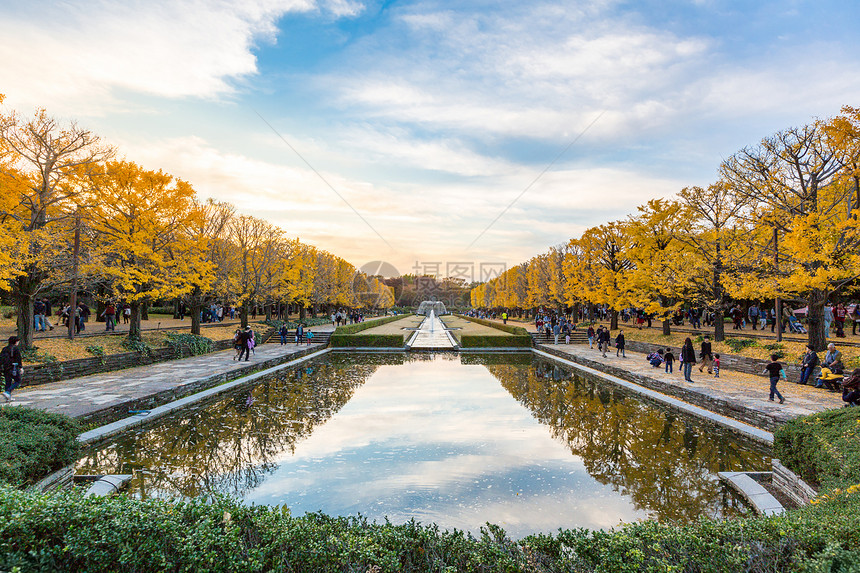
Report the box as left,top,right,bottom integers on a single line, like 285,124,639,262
537,343,844,427
8,340,327,422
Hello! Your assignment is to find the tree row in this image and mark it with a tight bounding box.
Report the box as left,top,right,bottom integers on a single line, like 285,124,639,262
472,106,860,350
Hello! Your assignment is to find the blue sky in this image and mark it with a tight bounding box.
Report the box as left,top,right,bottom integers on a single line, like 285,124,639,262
2,0,859,276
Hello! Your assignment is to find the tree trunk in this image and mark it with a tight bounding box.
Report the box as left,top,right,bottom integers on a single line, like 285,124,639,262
610,309,618,330
141,302,149,321
128,301,142,341
265,303,272,321
15,291,35,351
173,298,181,319
662,318,671,336
190,289,202,336
714,310,725,342
807,289,828,351
299,305,307,319
240,303,249,329
95,284,106,322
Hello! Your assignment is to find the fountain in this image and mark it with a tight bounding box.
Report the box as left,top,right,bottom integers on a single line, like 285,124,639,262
416,300,447,316
407,304,457,349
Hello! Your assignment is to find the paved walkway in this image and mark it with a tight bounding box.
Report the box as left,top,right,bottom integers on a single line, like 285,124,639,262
8,341,327,422
539,343,844,424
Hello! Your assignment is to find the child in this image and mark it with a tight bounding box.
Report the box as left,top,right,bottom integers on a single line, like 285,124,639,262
764,353,786,404
664,348,675,373
713,354,720,378
306,330,315,345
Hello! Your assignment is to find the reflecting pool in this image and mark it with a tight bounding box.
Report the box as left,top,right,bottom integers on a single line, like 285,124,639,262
78,352,768,537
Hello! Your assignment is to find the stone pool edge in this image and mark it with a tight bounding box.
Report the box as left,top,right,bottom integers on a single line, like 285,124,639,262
532,348,774,447
78,347,333,446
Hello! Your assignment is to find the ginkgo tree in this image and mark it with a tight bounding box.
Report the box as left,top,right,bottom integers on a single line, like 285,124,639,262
85,160,209,341
0,105,112,348
623,199,692,335
721,122,855,350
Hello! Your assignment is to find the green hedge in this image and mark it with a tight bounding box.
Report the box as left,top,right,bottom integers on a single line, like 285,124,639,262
333,314,405,335
459,334,532,348
329,334,404,347
773,406,860,489
1,482,859,572
456,315,531,336
0,407,80,488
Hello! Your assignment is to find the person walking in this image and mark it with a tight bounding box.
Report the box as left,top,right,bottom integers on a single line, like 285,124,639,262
102,302,116,332
552,322,560,345
77,301,90,333
1,336,23,402
502,311,508,325
237,327,252,361
764,353,786,404
798,344,819,385
615,330,626,358
598,327,609,357
295,323,304,345
45,299,55,330
748,304,760,331
681,338,696,382
823,305,834,339
33,299,46,332
698,335,713,374
279,323,289,345
587,325,595,349
664,348,675,373
835,303,848,338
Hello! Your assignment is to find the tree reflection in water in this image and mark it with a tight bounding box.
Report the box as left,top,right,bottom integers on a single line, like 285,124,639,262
78,353,766,525
77,353,405,500
484,358,769,523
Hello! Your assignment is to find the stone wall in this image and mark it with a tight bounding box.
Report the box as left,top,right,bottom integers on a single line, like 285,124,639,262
78,342,321,428
24,329,274,388
537,344,793,431
772,459,817,506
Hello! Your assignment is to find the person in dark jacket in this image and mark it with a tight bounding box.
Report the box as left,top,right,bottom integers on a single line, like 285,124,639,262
1,336,23,402
237,327,252,361
799,344,819,385
681,337,696,382
615,330,626,358
599,327,611,358
842,368,860,406
764,354,786,404
698,335,713,374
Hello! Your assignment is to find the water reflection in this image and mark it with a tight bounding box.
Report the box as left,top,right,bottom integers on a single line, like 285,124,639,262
487,359,768,523
78,353,766,537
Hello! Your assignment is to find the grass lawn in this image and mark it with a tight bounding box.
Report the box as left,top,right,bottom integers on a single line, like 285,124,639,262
441,315,511,337
358,314,425,335
23,322,269,364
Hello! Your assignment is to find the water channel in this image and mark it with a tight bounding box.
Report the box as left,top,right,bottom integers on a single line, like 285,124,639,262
77,352,768,538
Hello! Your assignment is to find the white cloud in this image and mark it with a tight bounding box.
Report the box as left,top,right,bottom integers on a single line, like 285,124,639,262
0,0,362,115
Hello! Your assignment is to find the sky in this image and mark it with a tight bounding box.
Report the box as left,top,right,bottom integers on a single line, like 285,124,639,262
1,0,859,278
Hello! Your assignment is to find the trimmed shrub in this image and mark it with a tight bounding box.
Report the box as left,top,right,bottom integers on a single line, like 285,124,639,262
334,314,405,335
329,334,404,347
456,315,531,336
0,407,80,488
459,335,532,348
